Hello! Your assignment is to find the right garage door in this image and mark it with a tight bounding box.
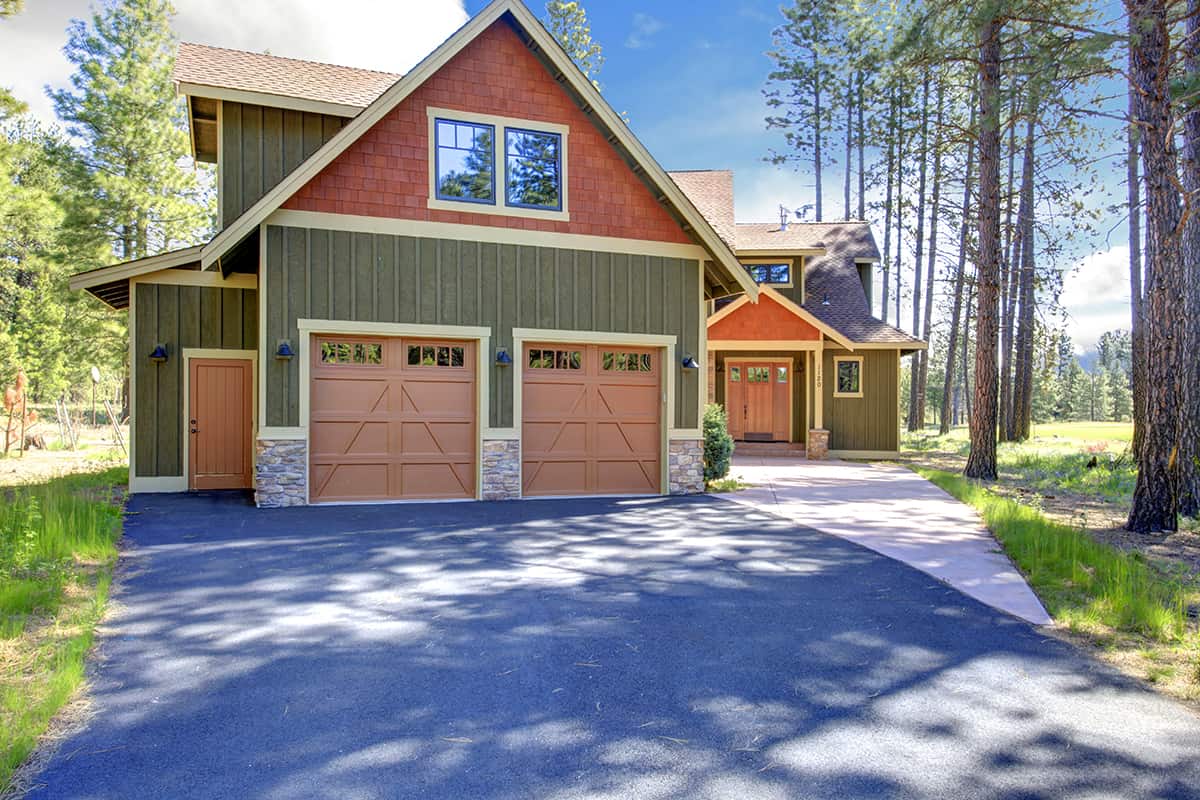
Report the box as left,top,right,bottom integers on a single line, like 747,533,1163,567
522,343,662,497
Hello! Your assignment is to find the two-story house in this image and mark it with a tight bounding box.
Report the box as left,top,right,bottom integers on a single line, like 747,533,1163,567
70,0,920,507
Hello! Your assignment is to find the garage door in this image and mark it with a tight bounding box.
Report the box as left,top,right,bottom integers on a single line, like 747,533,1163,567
310,335,476,503
522,343,661,496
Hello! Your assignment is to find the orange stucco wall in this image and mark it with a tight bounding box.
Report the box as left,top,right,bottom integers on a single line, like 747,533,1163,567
282,20,691,245
707,294,821,341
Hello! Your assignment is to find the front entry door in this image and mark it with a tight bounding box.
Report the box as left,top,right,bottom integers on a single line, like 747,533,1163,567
188,358,253,490
727,361,790,442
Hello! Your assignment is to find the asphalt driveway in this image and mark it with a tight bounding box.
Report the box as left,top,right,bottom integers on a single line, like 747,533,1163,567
24,493,1200,800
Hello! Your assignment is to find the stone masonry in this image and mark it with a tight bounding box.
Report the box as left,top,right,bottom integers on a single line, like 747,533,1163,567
256,438,307,507
807,429,830,460
481,438,521,500
668,438,705,495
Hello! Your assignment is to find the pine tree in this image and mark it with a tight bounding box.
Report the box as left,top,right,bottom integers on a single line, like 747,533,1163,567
543,1,605,88
49,0,212,262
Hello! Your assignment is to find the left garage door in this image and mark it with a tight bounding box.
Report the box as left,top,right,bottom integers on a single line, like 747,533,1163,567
309,335,476,503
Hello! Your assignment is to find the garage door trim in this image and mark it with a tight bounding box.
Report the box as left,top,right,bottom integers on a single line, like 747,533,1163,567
512,327,677,497
297,319,491,504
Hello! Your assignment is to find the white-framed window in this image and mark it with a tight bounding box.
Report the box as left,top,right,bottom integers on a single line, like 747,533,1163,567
833,356,864,398
427,107,569,222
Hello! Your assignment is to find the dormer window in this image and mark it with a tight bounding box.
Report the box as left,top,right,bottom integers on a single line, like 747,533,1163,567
428,107,569,221
742,261,792,287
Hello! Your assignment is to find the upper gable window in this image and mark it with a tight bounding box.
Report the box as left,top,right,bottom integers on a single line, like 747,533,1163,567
435,119,495,204
506,128,562,211
428,108,569,222
744,262,791,286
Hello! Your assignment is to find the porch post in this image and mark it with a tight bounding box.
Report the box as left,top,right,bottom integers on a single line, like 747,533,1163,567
813,342,824,430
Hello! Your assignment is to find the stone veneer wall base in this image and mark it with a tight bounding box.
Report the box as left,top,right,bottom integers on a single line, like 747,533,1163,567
481,439,522,500
668,439,705,495
256,439,307,507
807,429,830,460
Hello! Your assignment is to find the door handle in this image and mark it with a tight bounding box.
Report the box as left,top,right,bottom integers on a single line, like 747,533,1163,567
190,418,197,434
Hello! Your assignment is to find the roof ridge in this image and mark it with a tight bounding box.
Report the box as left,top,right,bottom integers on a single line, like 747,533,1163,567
178,41,402,78
667,168,733,174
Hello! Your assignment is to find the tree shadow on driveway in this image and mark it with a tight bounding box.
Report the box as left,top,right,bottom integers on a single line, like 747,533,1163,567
23,493,1200,800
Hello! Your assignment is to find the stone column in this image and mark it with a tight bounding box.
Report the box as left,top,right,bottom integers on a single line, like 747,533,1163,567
807,429,830,460
668,438,705,494
481,438,521,500
255,438,307,507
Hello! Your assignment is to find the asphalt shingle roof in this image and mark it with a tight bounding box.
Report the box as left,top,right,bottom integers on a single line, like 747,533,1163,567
175,42,401,110
667,170,736,249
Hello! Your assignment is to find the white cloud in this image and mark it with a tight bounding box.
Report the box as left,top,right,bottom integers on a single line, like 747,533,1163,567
625,12,665,49
734,165,821,223
0,0,468,126
1060,245,1132,309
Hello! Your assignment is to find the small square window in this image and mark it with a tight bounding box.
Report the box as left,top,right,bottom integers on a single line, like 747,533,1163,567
730,366,741,382
834,358,863,397
777,366,788,383
451,347,464,367
744,262,791,285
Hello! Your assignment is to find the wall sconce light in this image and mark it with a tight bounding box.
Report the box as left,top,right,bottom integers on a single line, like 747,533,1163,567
148,344,168,363
275,340,295,360
495,347,513,367
681,355,700,370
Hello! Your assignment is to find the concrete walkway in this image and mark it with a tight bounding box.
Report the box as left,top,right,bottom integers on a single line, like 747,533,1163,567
724,456,1053,625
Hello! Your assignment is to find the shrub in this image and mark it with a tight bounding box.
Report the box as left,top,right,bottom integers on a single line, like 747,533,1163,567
703,403,734,482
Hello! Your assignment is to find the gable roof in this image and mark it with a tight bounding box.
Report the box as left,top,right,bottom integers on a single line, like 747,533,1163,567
736,221,881,256
708,284,854,349
176,42,400,116
801,225,922,348
667,170,735,249
68,245,205,309
198,0,757,301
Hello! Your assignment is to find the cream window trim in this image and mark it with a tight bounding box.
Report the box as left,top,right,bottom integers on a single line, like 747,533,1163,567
427,106,570,222
296,319,491,504
182,349,258,491
833,355,865,399
511,327,677,497
258,426,306,440
740,257,795,289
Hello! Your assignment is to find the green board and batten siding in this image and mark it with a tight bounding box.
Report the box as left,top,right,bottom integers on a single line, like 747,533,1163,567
822,348,899,452
262,224,703,431
220,102,345,228
133,283,257,478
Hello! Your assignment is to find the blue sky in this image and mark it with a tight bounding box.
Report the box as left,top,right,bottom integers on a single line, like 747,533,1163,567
0,0,1131,351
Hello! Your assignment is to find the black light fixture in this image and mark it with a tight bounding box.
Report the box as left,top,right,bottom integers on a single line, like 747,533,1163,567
148,344,168,363
681,355,700,370
275,340,295,360
495,347,513,366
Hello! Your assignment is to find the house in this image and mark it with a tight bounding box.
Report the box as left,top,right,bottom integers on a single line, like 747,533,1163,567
69,0,919,507
671,170,924,458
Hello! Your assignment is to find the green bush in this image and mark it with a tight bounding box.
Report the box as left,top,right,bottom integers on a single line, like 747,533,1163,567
703,403,735,482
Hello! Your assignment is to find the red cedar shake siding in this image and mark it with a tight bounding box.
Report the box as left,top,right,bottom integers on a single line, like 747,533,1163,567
708,294,821,341
283,21,691,245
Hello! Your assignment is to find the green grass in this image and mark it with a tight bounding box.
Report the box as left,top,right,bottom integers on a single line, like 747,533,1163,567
916,467,1190,641
0,467,125,792
904,422,1137,503
707,477,751,493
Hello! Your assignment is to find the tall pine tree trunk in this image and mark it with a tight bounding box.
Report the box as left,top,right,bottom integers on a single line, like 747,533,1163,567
857,70,866,220
844,78,853,221
895,101,905,327
1178,0,1200,518
813,51,824,222
941,98,976,435
1126,0,1186,531
907,71,931,430
963,277,975,424
1012,96,1038,441
965,13,1004,481
881,86,896,323
916,77,945,430
998,89,1021,442
1128,17,1146,460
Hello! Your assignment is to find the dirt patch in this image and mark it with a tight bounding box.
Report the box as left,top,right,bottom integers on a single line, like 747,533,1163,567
0,425,128,489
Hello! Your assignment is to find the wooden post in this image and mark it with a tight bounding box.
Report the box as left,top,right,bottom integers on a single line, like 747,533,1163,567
104,399,127,456
18,392,26,457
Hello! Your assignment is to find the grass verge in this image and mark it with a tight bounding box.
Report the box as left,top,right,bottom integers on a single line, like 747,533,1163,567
915,466,1200,703
0,466,126,792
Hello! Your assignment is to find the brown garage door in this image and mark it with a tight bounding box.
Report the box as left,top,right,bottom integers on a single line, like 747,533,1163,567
522,343,661,496
310,335,475,503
